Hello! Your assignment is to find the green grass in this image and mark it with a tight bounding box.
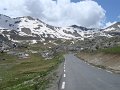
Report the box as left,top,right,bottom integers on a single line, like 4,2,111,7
101,46,120,54
0,46,64,90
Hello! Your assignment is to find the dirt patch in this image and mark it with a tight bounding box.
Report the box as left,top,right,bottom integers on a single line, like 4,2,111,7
77,52,120,73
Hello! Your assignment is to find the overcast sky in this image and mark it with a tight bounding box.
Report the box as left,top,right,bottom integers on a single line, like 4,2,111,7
0,0,119,28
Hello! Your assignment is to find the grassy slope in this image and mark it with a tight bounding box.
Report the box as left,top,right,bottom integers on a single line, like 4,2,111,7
0,45,64,90
101,46,120,54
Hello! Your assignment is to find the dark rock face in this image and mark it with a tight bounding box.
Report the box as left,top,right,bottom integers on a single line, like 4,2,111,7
0,34,9,41
21,28,31,35
46,24,55,30
10,35,41,40
71,25,93,31
73,30,82,37
14,20,21,24
63,30,81,37
106,32,120,36
63,30,72,34
34,26,41,30
26,16,35,20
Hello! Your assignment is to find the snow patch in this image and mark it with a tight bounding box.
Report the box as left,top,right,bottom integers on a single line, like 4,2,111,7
31,40,37,44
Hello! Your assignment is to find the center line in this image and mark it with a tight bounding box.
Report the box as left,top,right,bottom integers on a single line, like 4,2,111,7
64,70,66,72
63,74,66,77
61,82,65,89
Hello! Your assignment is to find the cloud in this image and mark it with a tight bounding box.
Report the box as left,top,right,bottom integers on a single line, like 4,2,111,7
0,0,106,28
0,0,29,17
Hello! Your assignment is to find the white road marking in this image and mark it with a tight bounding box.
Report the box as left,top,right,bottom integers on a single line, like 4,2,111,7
61,82,65,89
63,74,66,77
64,70,66,72
106,70,113,74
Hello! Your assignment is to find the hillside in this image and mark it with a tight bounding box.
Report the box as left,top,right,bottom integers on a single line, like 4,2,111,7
77,46,120,73
0,14,111,42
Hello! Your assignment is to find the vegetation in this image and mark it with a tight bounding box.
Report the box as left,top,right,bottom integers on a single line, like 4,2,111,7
0,44,64,90
79,45,120,54
101,46,120,54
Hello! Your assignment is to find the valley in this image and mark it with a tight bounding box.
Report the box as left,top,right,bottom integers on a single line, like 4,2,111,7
0,14,120,90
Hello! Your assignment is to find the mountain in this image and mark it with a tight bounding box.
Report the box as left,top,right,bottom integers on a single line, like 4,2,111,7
104,22,120,36
0,14,116,43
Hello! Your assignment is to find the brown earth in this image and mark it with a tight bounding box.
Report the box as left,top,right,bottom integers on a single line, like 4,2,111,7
77,52,120,73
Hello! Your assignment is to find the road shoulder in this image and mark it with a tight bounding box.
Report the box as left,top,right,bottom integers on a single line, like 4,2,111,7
46,62,64,90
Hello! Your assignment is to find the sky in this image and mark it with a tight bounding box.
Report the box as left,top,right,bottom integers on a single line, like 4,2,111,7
0,0,120,28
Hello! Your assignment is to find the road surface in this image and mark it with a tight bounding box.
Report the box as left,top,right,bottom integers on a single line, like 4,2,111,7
59,54,120,90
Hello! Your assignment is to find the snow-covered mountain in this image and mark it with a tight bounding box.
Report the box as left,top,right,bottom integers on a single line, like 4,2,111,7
104,22,120,36
0,14,113,42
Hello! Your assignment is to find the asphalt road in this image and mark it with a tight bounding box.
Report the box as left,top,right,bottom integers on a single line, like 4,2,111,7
59,54,120,90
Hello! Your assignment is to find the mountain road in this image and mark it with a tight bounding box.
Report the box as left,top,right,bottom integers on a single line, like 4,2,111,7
59,54,120,90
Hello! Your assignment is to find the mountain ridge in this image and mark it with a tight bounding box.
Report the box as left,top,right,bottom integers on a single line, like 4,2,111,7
0,14,120,42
